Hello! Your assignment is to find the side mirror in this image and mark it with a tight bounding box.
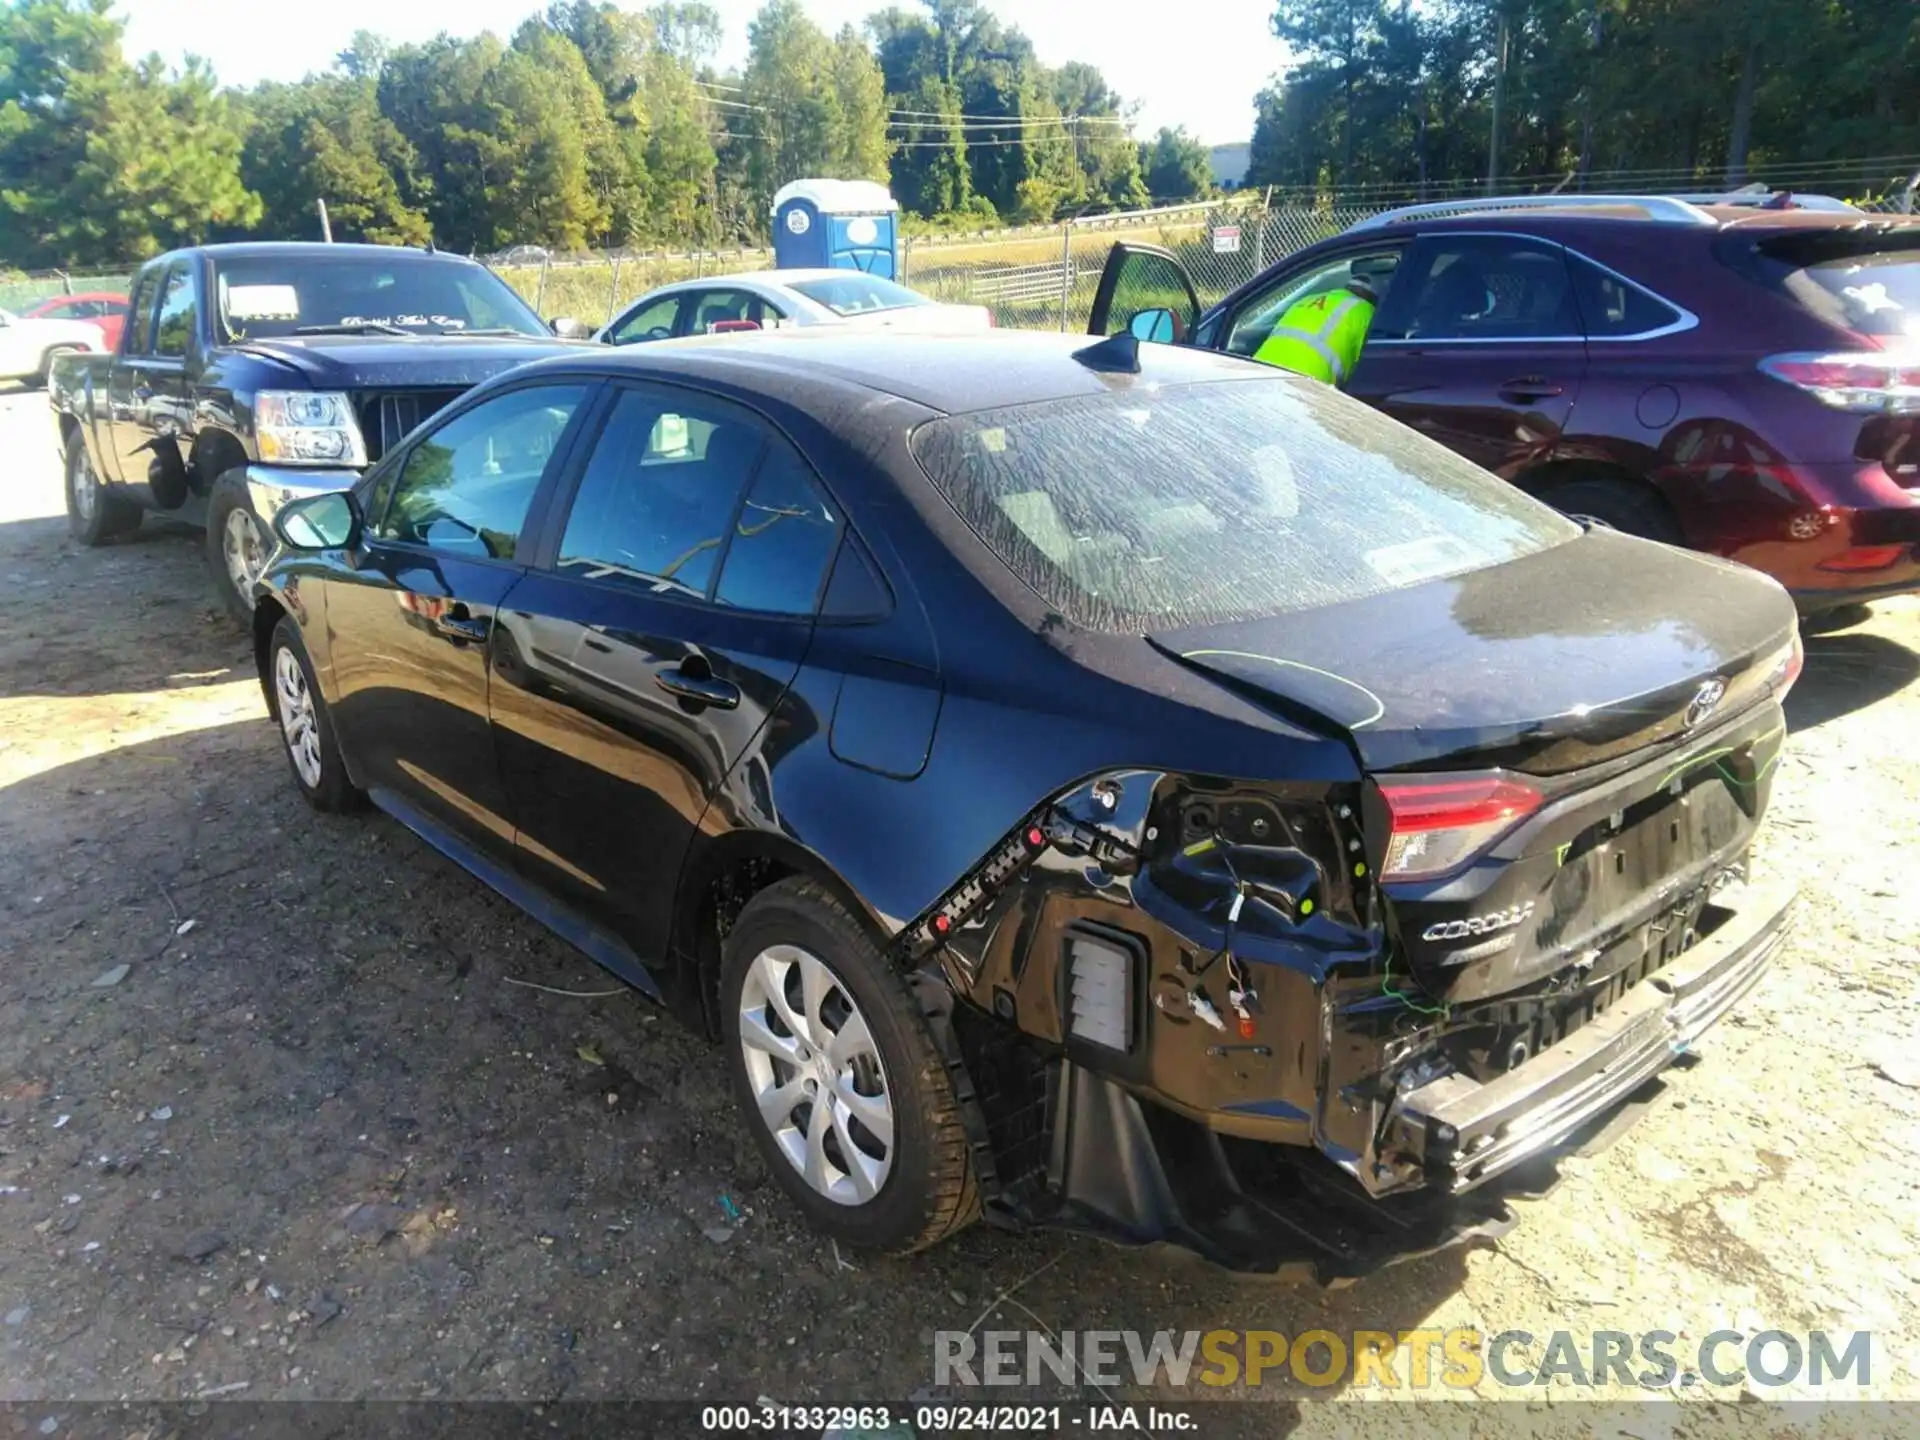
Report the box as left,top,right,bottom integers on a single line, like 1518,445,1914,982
1127,309,1179,344
274,491,360,550
548,316,593,340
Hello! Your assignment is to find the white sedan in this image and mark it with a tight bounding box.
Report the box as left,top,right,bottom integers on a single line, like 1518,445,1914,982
0,307,108,385
596,269,992,346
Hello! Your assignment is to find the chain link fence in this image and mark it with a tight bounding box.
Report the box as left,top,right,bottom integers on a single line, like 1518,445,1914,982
0,270,135,313
479,199,1386,334
13,164,1917,335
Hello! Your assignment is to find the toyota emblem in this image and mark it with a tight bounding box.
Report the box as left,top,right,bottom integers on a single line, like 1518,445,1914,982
1685,677,1728,729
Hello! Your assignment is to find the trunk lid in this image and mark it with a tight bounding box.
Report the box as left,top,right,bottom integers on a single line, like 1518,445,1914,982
1155,528,1798,1004
1151,528,1796,776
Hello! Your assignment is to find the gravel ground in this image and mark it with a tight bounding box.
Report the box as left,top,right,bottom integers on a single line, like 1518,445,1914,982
1,387,1916,1429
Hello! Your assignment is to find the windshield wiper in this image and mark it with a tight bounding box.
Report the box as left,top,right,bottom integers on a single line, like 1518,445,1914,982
294,322,413,337
453,327,545,337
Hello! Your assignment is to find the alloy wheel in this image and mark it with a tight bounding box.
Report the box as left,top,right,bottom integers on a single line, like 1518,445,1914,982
737,943,895,1205
274,645,323,789
70,447,96,522
223,507,267,602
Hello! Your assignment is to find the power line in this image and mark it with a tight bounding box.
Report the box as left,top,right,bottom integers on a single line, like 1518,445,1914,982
693,77,1132,131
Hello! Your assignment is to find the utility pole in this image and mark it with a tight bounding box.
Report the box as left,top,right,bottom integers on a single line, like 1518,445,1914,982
1488,10,1509,195
316,198,333,243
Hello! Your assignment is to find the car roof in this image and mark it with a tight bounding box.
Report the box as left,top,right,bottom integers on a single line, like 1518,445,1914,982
145,242,477,266
514,327,1270,415
1365,206,1920,241
31,291,126,304
653,269,893,290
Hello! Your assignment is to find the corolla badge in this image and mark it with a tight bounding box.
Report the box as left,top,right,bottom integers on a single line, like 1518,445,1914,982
1422,902,1535,943
1685,677,1728,729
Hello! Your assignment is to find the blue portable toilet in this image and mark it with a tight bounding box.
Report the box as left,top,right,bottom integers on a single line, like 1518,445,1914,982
772,179,901,279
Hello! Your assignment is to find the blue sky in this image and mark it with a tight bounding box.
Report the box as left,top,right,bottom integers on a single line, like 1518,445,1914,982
121,0,1285,145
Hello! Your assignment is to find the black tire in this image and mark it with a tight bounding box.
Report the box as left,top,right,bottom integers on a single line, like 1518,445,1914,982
63,429,141,545
720,877,979,1254
1799,601,1872,636
206,470,271,628
1545,477,1685,546
265,616,364,814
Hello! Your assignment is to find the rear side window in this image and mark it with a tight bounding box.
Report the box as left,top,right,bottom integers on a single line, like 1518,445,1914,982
1731,233,1920,338
911,378,1578,631
712,448,841,614
1566,254,1686,337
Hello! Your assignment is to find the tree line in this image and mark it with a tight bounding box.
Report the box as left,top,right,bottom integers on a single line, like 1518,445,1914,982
1251,0,1920,197
0,0,1218,269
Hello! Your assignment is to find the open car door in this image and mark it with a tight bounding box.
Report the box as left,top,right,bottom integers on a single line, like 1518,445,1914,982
1086,243,1202,344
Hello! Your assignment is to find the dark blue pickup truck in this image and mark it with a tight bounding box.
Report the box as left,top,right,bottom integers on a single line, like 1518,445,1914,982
50,241,589,621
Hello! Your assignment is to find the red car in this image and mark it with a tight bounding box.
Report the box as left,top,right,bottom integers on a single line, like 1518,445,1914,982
24,291,131,351
1092,196,1920,612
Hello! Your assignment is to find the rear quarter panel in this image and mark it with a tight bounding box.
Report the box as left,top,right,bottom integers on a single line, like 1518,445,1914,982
1542,223,1871,554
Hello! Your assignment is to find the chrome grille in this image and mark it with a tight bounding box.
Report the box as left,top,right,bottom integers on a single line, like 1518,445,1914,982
354,389,464,462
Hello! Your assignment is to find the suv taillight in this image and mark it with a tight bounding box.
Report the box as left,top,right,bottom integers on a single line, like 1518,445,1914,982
1759,352,1920,413
1376,775,1543,883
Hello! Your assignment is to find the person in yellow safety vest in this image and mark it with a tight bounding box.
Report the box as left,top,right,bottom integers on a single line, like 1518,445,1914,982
1251,279,1379,387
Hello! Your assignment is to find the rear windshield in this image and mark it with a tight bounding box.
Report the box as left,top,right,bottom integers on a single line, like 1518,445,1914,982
787,274,930,317
911,377,1579,631
213,254,547,340
1735,232,1920,338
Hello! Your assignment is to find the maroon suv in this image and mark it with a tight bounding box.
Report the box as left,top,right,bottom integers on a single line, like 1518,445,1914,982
1091,197,1920,611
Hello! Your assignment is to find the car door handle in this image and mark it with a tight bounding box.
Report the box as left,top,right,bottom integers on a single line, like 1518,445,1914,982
1498,377,1565,402
433,607,491,644
655,665,740,710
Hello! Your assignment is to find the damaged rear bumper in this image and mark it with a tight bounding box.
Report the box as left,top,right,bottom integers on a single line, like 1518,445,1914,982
1385,879,1795,1192
931,871,1795,1280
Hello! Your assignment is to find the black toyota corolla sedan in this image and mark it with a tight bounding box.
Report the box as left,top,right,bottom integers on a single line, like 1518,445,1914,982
252,329,1800,1278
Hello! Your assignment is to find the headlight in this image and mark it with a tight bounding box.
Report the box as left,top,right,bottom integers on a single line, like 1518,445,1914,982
255,391,367,466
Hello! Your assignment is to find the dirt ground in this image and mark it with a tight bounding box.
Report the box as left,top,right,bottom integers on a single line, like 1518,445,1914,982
1,387,1917,1429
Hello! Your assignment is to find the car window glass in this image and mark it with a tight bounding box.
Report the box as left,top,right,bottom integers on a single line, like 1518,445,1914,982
1566,254,1683,337
153,264,196,357
374,385,588,560
912,378,1578,632
555,388,768,598
1398,238,1580,341
688,290,764,334
1226,250,1402,355
607,295,682,345
787,274,929,316
712,447,840,614
211,256,546,340
124,268,162,354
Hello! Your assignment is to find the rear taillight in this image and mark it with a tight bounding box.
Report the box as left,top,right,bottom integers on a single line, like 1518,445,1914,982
1817,544,1907,571
1760,352,1920,413
1763,631,1805,697
1376,775,1543,884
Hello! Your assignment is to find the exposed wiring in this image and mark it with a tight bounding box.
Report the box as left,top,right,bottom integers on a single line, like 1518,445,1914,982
1381,946,1450,1016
